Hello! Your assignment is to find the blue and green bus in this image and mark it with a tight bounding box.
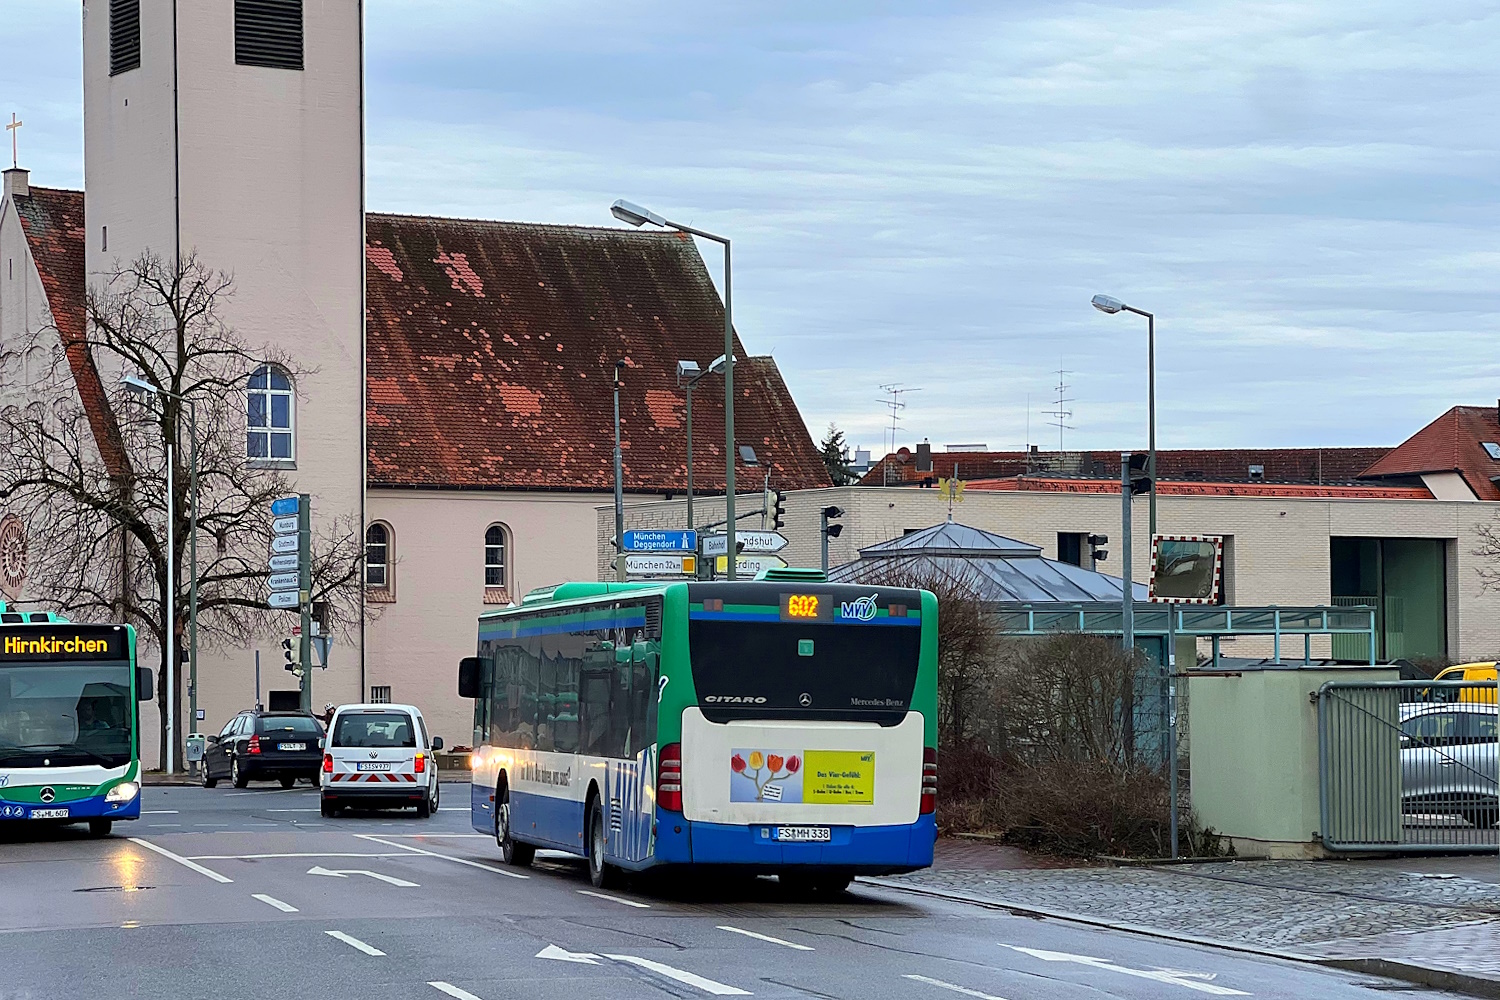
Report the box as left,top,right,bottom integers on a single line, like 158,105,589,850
459,576,938,892
0,610,152,836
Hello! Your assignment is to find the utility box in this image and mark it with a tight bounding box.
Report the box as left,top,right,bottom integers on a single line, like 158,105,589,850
184,733,206,764
1188,663,1397,858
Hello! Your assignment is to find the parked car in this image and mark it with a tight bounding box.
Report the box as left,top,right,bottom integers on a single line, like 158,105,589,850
1400,702,1498,826
320,703,443,818
1432,662,1498,704
202,710,326,789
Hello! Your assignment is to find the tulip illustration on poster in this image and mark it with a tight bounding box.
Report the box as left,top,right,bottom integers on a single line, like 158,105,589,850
729,749,876,804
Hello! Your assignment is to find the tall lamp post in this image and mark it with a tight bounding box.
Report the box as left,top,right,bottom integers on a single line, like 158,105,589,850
612,360,627,582
613,199,739,578
676,355,726,531
1091,294,1157,539
122,374,198,775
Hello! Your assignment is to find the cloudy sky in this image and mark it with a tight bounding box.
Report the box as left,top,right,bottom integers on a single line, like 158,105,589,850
5,2,1497,455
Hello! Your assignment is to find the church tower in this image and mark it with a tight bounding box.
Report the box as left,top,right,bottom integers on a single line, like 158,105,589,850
83,2,366,708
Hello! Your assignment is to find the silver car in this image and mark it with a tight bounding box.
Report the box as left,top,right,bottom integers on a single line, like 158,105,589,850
1400,703,1498,826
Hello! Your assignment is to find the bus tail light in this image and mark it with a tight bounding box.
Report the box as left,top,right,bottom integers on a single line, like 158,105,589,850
414,753,426,773
920,747,937,814
658,743,683,812
322,754,333,773
248,734,261,755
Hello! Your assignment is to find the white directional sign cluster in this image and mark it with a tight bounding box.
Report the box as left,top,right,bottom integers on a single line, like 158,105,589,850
267,496,303,610
625,554,697,577
702,530,788,557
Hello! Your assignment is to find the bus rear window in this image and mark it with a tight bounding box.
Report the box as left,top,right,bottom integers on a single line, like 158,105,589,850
688,621,920,726
332,712,416,748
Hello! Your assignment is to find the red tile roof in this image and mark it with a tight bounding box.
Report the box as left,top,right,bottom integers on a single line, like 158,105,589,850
365,214,830,492
11,186,130,478
1359,406,1500,501
863,446,1393,487
966,476,1433,500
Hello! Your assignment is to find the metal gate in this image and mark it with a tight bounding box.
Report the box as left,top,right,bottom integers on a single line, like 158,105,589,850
1319,680,1497,851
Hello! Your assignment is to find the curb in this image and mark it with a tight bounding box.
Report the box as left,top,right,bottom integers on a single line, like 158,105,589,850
859,877,1500,999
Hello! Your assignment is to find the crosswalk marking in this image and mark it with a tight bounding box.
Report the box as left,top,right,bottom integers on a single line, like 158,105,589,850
325,930,385,956
905,974,1010,1000
429,983,485,1000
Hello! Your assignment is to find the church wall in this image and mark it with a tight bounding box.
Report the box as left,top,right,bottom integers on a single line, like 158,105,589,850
364,489,606,746
0,193,56,411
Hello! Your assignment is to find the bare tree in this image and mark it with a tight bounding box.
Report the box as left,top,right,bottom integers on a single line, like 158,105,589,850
0,252,364,767
1475,514,1500,593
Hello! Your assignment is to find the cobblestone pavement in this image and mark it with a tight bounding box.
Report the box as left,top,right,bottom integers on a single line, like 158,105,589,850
876,840,1500,982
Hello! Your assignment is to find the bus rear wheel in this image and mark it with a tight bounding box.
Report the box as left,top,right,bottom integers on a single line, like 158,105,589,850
587,799,616,889
87,819,113,838
496,785,534,867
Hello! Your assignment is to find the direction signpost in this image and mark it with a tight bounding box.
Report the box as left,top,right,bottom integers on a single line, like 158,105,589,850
714,553,788,576
625,554,697,577
622,529,697,580
267,494,314,711
622,530,697,553
702,530,787,557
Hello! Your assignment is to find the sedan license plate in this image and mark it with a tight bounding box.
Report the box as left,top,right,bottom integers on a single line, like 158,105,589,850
277,742,307,751
30,808,70,820
356,762,392,772
774,825,831,843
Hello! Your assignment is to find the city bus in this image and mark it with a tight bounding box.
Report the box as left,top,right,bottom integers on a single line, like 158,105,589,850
458,574,938,892
0,612,151,836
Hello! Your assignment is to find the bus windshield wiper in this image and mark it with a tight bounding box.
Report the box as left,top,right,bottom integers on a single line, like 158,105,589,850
1,745,119,768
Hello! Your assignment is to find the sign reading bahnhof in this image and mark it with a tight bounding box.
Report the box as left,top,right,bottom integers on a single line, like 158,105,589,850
0,625,125,661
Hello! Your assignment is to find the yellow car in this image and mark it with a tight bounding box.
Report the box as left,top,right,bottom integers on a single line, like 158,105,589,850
1432,662,1498,703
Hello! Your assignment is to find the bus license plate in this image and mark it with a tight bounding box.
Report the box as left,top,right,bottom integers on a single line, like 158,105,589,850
357,762,392,772
30,808,70,820
775,826,831,843
277,743,307,751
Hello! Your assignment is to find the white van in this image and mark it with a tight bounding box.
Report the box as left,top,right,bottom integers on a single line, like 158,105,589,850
320,703,444,818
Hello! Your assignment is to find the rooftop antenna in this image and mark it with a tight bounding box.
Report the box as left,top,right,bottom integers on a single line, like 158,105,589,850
877,383,922,484
1044,366,1074,455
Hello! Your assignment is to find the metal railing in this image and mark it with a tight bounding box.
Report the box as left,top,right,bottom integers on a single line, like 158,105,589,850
1319,680,1498,852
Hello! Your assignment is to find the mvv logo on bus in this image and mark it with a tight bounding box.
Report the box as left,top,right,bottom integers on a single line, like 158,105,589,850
839,594,878,621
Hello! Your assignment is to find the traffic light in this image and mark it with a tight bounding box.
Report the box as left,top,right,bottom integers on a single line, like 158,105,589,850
822,505,844,539
1127,452,1152,496
772,490,787,531
1088,533,1109,563
281,637,295,672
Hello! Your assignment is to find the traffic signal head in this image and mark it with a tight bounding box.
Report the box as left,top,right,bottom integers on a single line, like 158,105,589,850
1127,452,1152,495
281,636,295,671
772,490,787,530
822,506,845,520
826,523,844,539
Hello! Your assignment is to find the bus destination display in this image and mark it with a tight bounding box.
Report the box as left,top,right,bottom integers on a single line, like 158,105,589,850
779,593,833,622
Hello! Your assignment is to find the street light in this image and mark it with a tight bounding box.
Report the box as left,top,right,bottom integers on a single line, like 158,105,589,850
1092,294,1157,539
121,374,199,776
613,199,740,578
676,358,723,533
612,360,627,582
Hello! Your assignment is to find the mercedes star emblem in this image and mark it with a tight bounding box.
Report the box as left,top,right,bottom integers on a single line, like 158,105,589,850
799,692,813,707
39,787,56,803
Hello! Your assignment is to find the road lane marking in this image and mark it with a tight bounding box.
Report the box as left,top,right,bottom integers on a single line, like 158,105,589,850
186,852,409,860
537,944,601,964
128,837,233,884
142,809,179,814
1002,946,1249,996
717,925,813,950
252,893,299,913
579,889,650,908
325,930,385,956
429,983,485,1000
353,834,529,879
148,823,182,828
308,865,419,887
264,808,319,812
603,954,750,996
905,975,1009,1000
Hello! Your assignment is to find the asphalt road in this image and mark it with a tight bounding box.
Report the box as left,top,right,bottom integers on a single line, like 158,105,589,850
0,782,1460,1000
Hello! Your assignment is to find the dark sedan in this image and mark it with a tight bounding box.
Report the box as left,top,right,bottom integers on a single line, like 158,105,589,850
203,710,325,789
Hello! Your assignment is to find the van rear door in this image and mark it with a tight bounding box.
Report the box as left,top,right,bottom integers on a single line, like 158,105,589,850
328,709,422,788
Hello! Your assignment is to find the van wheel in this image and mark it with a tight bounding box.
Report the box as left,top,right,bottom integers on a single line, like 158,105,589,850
587,799,615,889
496,785,534,867
320,798,339,818
417,794,432,819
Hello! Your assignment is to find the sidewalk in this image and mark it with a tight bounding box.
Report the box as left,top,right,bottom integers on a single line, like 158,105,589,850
869,839,1500,997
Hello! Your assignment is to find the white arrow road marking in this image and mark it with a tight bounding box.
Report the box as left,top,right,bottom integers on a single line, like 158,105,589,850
578,889,650,908
128,837,233,883
536,945,602,965
354,833,529,879
307,865,419,887
904,974,1011,1000
428,983,485,1000
604,955,752,996
251,893,298,913
717,925,814,951
1003,946,1250,996
325,930,385,956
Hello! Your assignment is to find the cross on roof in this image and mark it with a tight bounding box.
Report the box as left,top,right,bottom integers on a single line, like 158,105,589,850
5,114,20,170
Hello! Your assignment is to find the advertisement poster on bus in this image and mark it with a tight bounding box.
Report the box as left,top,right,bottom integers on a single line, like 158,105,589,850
730,748,875,804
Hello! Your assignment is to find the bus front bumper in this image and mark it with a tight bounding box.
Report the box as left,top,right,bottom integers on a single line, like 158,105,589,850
655,813,936,875
0,793,141,822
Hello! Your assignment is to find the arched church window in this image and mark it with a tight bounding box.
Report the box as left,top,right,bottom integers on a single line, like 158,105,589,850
366,523,391,589
247,364,294,461
484,524,508,589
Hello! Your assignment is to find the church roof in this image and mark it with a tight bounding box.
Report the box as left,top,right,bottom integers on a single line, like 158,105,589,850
10,185,129,478
364,213,830,492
